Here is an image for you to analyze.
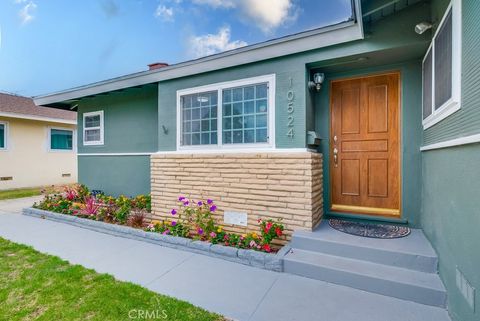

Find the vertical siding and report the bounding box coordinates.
[423,0,480,144]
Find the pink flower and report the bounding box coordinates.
[249,240,256,247]
[210,232,217,238]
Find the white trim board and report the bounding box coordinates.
[420,133,480,151]
[78,152,153,156]
[33,13,363,106]
[0,112,76,125]
[77,149,317,156]
[155,148,317,155]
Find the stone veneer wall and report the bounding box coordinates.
[150,152,323,244]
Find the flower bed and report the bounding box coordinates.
[32,185,286,257]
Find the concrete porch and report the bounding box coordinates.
[285,220,446,307]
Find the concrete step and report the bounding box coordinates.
[284,249,447,307]
[291,223,438,273]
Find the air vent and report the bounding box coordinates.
[0,176,13,181]
[456,266,475,311]
[62,173,71,177]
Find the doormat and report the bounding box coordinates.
[328,219,411,239]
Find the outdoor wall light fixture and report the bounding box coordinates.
[308,72,325,92]
[415,21,433,34]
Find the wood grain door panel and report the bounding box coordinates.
[330,73,400,218]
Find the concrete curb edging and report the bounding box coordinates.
[22,207,288,272]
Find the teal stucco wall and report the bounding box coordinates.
[157,61,307,150]
[421,144,480,321]
[314,61,423,227]
[77,85,158,153]
[76,85,158,196]
[78,155,151,197]
[420,1,480,321]
[424,0,480,145]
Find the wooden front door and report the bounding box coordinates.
[330,72,400,217]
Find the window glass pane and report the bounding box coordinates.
[423,48,433,120]
[0,124,4,148]
[434,9,452,109]
[85,115,100,128]
[51,129,73,150]
[180,91,217,146]
[85,129,100,142]
[221,82,269,145]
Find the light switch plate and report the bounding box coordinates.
[224,211,248,226]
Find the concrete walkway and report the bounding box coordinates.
[0,198,451,321]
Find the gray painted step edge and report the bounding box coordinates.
[284,249,447,307]
[291,233,438,273]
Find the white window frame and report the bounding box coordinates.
[422,0,462,129]
[0,121,8,151]
[176,74,276,151]
[48,126,76,152]
[83,110,104,146]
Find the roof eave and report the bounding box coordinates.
[34,0,364,107]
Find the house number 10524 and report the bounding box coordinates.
[286,77,295,138]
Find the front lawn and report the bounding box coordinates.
[0,238,224,321]
[0,187,43,200]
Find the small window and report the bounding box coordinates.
[83,111,104,145]
[50,128,73,151]
[0,122,7,150]
[177,74,275,149]
[422,1,461,129]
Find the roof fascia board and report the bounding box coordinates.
[0,112,77,125]
[35,1,363,106]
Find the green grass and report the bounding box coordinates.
[0,187,43,200]
[0,238,224,321]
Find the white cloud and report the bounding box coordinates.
[18,1,37,25]
[188,26,247,58]
[192,0,297,34]
[154,5,174,22]
[241,0,297,34]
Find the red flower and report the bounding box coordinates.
[265,222,273,232]
[225,242,229,246]
[263,244,271,252]
[275,227,282,237]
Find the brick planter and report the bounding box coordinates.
[22,207,289,272]
[150,151,323,244]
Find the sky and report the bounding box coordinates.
[0,0,353,97]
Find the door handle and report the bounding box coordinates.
[333,147,338,167]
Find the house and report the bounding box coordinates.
[34,0,479,320]
[0,93,77,189]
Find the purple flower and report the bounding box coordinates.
[209,205,217,212]
[171,209,177,215]
[197,228,204,235]
[183,200,189,206]
[178,196,185,201]
[197,201,203,206]
[207,199,213,204]
[171,221,177,226]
